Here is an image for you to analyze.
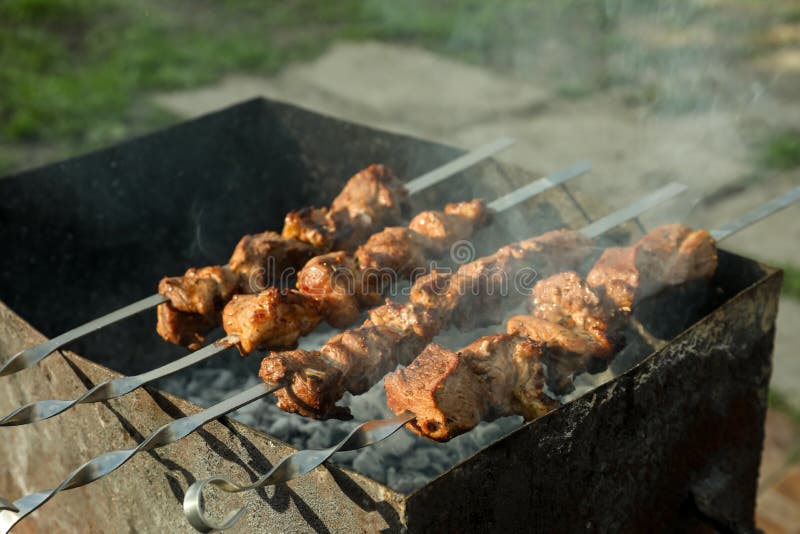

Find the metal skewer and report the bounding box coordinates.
[0,337,238,426]
[0,182,682,533]
[183,411,414,532]
[0,163,591,427]
[0,137,517,379]
[0,382,282,533]
[180,185,800,533]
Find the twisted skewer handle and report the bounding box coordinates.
[0,382,280,533]
[0,337,237,426]
[0,294,167,377]
[183,411,414,532]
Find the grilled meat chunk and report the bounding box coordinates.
[408,270,454,311]
[223,288,322,354]
[434,229,595,329]
[159,266,239,318]
[261,301,442,419]
[260,350,350,419]
[281,207,334,251]
[355,199,491,278]
[530,271,623,346]
[587,224,717,310]
[407,199,492,255]
[228,231,317,292]
[156,302,216,350]
[282,164,410,252]
[506,315,609,391]
[297,251,383,328]
[384,343,486,442]
[158,234,316,348]
[354,227,434,278]
[157,266,240,348]
[385,334,558,442]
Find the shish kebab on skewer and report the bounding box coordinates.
[385,223,718,441]
[0,164,590,426]
[257,184,685,420]
[180,187,800,534]
[0,138,515,377]
[0,185,686,533]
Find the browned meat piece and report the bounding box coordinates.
[260,350,350,419]
[223,288,322,354]
[507,315,609,359]
[318,302,442,397]
[322,325,407,395]
[260,301,442,419]
[445,229,595,329]
[354,199,491,279]
[156,302,216,350]
[407,199,492,255]
[159,266,239,318]
[530,271,623,344]
[354,227,434,278]
[367,300,444,342]
[157,266,240,348]
[636,224,717,291]
[228,231,317,293]
[385,343,486,442]
[281,207,336,251]
[328,164,409,251]
[297,251,383,328]
[408,270,454,312]
[506,315,610,391]
[587,224,717,310]
[585,246,638,311]
[283,165,410,253]
[385,334,558,442]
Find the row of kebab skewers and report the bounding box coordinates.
[1,141,797,533]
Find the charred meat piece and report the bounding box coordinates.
[530,271,623,346]
[384,343,486,442]
[408,270,455,312]
[385,334,558,442]
[228,231,317,293]
[354,227,434,279]
[506,315,610,392]
[157,235,315,348]
[442,229,595,329]
[157,266,240,348]
[159,266,239,318]
[281,207,335,251]
[407,199,492,255]
[260,301,442,419]
[283,164,410,253]
[297,251,383,328]
[328,164,410,251]
[636,224,717,291]
[587,224,717,310]
[355,199,491,278]
[585,246,639,311]
[223,288,322,354]
[260,350,351,420]
[156,302,217,350]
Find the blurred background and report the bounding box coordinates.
[2,0,799,528]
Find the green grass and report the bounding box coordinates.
[0,0,791,173]
[757,130,800,171]
[769,389,800,423]
[0,0,549,171]
[781,264,800,301]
